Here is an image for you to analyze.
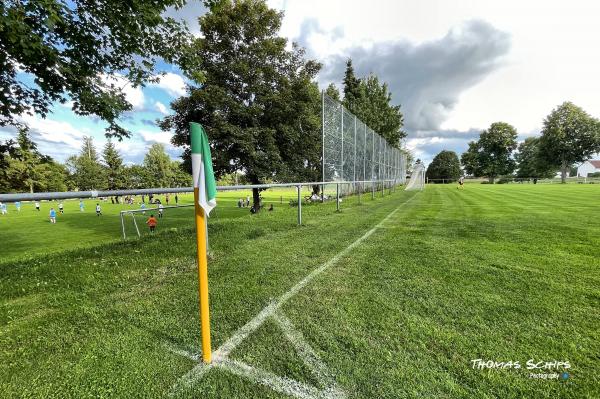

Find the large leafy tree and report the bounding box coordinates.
[143,143,174,187]
[160,0,322,209]
[538,102,600,183]
[122,165,149,190]
[426,150,461,182]
[515,137,556,179]
[461,122,518,183]
[351,74,405,147]
[101,140,124,189]
[1,0,200,138]
[66,136,106,189]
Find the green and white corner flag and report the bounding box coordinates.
[190,122,217,216]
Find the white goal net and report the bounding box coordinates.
[405,164,425,191]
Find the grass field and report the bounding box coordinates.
[0,185,348,263]
[1,184,599,398]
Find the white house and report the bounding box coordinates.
[577,160,600,177]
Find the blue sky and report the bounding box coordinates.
[2,0,600,165]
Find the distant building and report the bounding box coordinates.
[577,160,600,177]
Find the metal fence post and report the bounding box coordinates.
[297,185,302,225]
[336,183,340,212]
[120,211,126,239]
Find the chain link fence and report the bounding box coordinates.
[322,93,406,194]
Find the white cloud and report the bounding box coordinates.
[151,72,187,97]
[139,130,173,145]
[154,101,169,115]
[101,74,145,110]
[19,113,85,150]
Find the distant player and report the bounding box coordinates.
[35,201,40,211]
[158,203,164,218]
[458,176,465,189]
[0,202,7,215]
[175,194,179,206]
[146,214,157,233]
[58,202,64,214]
[79,200,85,212]
[140,202,146,215]
[96,203,102,216]
[49,208,57,224]
[15,201,21,212]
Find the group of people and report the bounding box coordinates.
[0,201,21,214]
[237,196,252,208]
[0,194,175,224]
[237,195,274,213]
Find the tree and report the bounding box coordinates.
[426,150,461,182]
[1,0,201,139]
[122,165,148,189]
[461,141,481,177]
[12,128,40,192]
[515,137,556,179]
[67,136,105,189]
[1,129,70,192]
[160,0,322,209]
[342,59,361,112]
[34,161,69,192]
[538,102,600,183]
[143,143,173,187]
[461,122,518,183]
[102,140,124,189]
[0,139,17,192]
[325,83,341,101]
[171,161,192,187]
[351,74,405,147]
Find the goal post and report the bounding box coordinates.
[405,164,425,191]
[120,204,194,239]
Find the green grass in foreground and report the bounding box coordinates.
[1,184,599,398]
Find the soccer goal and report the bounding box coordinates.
[405,164,425,191]
[120,204,194,239]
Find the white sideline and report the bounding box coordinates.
[169,193,418,396]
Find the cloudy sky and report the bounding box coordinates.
[2,0,599,165]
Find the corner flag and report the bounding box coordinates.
[190,122,217,215]
[189,122,215,363]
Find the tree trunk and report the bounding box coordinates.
[252,187,261,211]
[29,181,34,193]
[312,185,320,195]
[488,176,495,184]
[561,160,567,183]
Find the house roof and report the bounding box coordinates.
[589,160,600,169]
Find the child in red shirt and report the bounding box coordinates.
[146,214,158,233]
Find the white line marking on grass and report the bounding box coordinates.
[271,311,336,386]
[169,193,417,397]
[217,359,327,399]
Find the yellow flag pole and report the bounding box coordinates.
[193,187,212,363]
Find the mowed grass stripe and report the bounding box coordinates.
[274,185,599,398]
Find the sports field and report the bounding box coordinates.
[0,186,324,263]
[1,184,598,398]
